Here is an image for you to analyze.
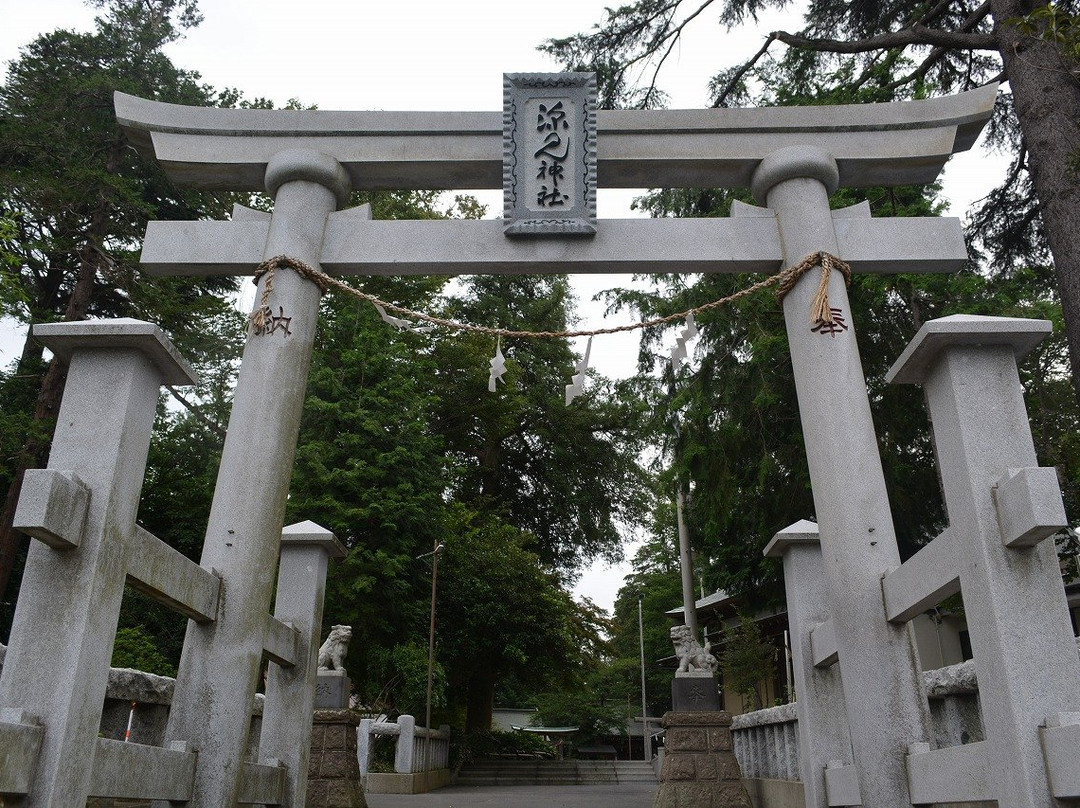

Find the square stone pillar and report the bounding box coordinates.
[0,319,196,806]
[887,314,1080,807]
[260,520,346,808]
[764,521,855,807]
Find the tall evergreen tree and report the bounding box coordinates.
[543,0,1080,409]
[0,0,242,628]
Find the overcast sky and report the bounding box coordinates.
[1,0,1008,614]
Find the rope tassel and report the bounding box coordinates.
[775,251,852,327]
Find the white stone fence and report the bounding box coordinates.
[0,321,344,807]
[732,637,1080,788]
[357,714,451,776]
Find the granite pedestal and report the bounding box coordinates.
[308,709,368,808]
[672,672,720,712]
[654,711,751,808]
[316,670,352,709]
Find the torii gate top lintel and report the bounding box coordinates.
[114,83,997,193]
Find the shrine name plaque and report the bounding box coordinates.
[503,72,597,237]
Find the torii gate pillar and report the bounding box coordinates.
[160,149,350,807]
[751,146,931,806]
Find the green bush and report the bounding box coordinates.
[111,626,176,677]
[451,728,556,769]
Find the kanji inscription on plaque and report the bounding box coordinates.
[503,72,596,236]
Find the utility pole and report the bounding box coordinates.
[638,592,651,762]
[676,487,698,637]
[419,540,444,771]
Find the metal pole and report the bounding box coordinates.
[638,593,650,762]
[676,488,698,636]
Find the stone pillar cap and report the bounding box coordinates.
[32,318,198,386]
[281,520,346,559]
[763,519,820,557]
[886,314,1052,385]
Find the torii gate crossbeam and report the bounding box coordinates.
[113,85,996,808]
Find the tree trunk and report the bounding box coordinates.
[995,0,1080,403]
[464,667,497,732]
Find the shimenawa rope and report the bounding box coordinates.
[248,251,851,338]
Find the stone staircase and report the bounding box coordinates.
[455,759,657,786]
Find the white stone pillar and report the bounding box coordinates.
[752,146,930,806]
[259,520,346,807]
[357,718,374,776]
[162,149,350,807]
[887,315,1080,807]
[395,714,416,774]
[0,320,196,807]
[764,520,854,807]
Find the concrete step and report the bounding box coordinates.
[456,759,657,786]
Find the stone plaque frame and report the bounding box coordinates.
[503,72,597,237]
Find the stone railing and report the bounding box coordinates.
[2,648,264,755]
[357,713,451,777]
[731,702,799,781]
[732,636,1080,788]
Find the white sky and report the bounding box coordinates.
[0,0,1008,614]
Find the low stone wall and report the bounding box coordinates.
[366,769,452,794]
[1,652,265,756]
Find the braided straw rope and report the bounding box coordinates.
[249,251,851,338]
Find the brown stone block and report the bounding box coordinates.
[309,750,323,778]
[321,750,354,778]
[667,727,708,752]
[324,723,348,749]
[653,784,679,808]
[707,728,733,752]
[306,778,329,807]
[310,724,326,749]
[715,781,753,807]
[327,778,368,808]
[674,782,714,808]
[662,711,733,728]
[667,753,697,780]
[693,754,718,781]
[715,753,742,781]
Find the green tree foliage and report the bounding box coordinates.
[0,0,244,631]
[111,625,177,677]
[432,274,652,573]
[606,538,684,718]
[435,505,605,731]
[720,616,774,711]
[542,0,1080,409]
[531,688,628,747]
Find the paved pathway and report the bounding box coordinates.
[366,783,658,808]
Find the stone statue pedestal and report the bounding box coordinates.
[315,670,351,709]
[653,711,751,808]
[671,670,720,712]
[307,709,367,808]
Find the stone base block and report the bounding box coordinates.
[654,711,751,808]
[308,709,368,808]
[366,768,452,794]
[315,671,352,709]
[672,673,721,712]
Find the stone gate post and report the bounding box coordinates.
[764,520,855,807]
[0,320,196,805]
[260,520,346,807]
[161,149,351,807]
[750,146,931,806]
[887,315,1080,806]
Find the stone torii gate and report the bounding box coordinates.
[116,83,994,807]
